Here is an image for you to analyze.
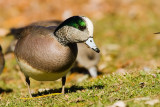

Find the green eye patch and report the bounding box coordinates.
[55,16,87,32]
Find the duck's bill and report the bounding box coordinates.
[85,37,100,53]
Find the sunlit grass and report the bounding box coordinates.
[0,69,159,106]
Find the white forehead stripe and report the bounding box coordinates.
[82,16,94,37]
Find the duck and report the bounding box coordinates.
[7,20,100,78]
[14,16,100,97]
[0,45,5,74]
[75,43,100,77]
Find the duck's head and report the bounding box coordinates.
[54,16,100,53]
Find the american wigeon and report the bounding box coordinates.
[14,16,100,97]
[0,45,5,74]
[8,20,100,78]
[75,43,100,77]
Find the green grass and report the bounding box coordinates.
[0,69,159,106]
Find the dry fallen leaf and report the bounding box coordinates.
[145,99,159,106]
[115,68,127,75]
[0,28,9,36]
[135,97,150,101]
[108,101,126,107]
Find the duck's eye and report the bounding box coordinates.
[78,26,86,31]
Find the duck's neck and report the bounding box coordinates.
[54,26,89,46]
[54,28,70,46]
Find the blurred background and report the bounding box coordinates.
[0,0,160,88]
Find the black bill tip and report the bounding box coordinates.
[92,48,100,53]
